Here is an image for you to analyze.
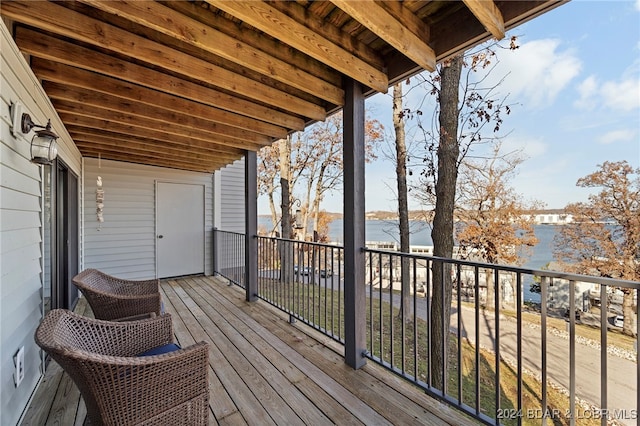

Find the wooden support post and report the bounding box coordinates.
[343,78,366,369]
[245,151,258,302]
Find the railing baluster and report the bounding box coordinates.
[426,258,432,388]
[474,265,480,416]
[516,272,523,426]
[332,246,336,338]
[637,288,639,426]
[413,257,418,381]
[600,283,608,426]
[389,254,394,368]
[401,255,406,375]
[541,276,548,426]
[569,280,576,426]
[441,260,447,396]
[456,262,462,404]
[368,251,374,354]
[379,253,384,362]
[338,246,343,341]
[324,247,328,333]
[494,268,500,422]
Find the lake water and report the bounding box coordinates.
[259,218,557,303]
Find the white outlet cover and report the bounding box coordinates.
[14,346,25,387]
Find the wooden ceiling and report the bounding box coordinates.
[2,0,564,173]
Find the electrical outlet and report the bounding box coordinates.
[14,346,25,387]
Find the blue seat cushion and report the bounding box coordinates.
[137,343,181,356]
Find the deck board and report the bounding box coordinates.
[22,275,479,426]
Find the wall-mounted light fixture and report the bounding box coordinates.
[21,113,59,165]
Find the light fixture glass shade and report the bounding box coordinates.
[30,131,58,165]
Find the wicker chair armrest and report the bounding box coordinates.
[73,342,210,425]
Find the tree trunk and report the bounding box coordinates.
[280,137,294,283]
[485,269,495,309]
[268,192,278,236]
[312,164,327,241]
[622,289,636,336]
[393,82,413,321]
[430,56,463,391]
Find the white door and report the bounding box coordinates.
[157,182,204,278]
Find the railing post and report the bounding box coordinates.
[343,77,366,369]
[212,227,218,276]
[245,151,258,302]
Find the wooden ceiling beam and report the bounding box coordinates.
[206,0,389,93]
[31,58,288,139]
[267,1,384,71]
[15,28,304,131]
[78,146,224,173]
[53,100,267,152]
[68,128,242,162]
[164,1,342,88]
[64,119,244,157]
[73,135,231,163]
[78,0,344,106]
[329,0,436,72]
[2,1,326,121]
[44,82,272,146]
[462,0,505,40]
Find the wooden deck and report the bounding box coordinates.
[21,275,478,425]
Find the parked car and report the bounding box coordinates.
[319,269,332,278]
[614,315,624,328]
[294,265,312,275]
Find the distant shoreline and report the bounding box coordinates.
[259,208,570,223]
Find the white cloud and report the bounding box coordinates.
[636,0,640,11]
[493,39,582,109]
[574,75,598,110]
[574,73,640,112]
[598,128,638,144]
[601,77,640,111]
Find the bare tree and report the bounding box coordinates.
[392,82,413,321]
[409,40,518,390]
[429,55,463,390]
[294,112,383,239]
[455,141,540,308]
[257,143,281,234]
[554,161,640,336]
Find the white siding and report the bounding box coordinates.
[218,157,246,233]
[0,22,81,426]
[213,157,247,278]
[83,158,214,279]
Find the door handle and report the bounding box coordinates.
[158,235,164,239]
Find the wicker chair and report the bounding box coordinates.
[72,269,162,320]
[35,309,209,426]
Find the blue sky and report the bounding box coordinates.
[259,0,640,215]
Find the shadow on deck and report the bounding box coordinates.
[21,275,478,425]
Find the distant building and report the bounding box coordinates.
[525,209,574,225]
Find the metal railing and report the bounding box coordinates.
[256,235,345,343]
[213,229,246,288]
[213,229,640,426]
